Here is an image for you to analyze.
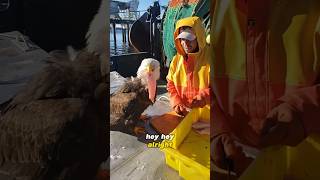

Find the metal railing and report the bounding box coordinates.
[110,10,145,21]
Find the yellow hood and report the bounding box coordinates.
[174,16,207,56]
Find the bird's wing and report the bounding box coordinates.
[6,59,73,111]
[6,50,101,112]
[110,92,135,126]
[110,78,146,124]
[0,162,44,180]
[0,99,83,175]
[115,78,143,94]
[110,85,152,134]
[0,97,106,180]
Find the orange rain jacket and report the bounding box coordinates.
[211,0,320,147]
[166,16,211,108]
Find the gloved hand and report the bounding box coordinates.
[173,104,189,116]
[211,133,253,176]
[260,103,306,147]
[191,94,207,108]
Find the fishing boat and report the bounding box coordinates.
[111,0,210,78]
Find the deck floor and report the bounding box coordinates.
[110,131,181,180]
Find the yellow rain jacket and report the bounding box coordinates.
[211,0,320,146]
[166,16,211,108]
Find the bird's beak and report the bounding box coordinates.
[146,70,157,103]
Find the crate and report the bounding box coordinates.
[165,105,210,149]
[161,106,210,180]
[240,134,320,180]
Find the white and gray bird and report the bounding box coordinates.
[110,58,160,135]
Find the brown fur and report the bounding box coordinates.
[110,78,152,135]
[0,50,107,180]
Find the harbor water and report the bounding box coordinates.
[110,28,135,56]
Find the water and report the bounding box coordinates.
[110,28,135,56]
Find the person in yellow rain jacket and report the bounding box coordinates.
[210,0,320,177]
[166,16,211,119]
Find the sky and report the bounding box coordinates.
[138,0,170,11]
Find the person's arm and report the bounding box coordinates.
[278,84,320,135]
[201,88,211,104]
[191,60,211,108]
[211,90,253,176]
[191,88,211,108]
[167,79,183,108]
[284,26,320,135]
[166,56,183,108]
[259,84,320,148]
[261,32,320,147]
[282,32,320,135]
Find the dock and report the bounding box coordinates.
[110,8,142,50]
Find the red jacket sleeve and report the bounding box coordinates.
[166,79,183,108]
[279,84,320,135]
[279,32,320,135]
[199,88,211,105]
[166,56,184,108]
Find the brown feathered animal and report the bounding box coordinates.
[0,0,108,179]
[110,58,160,135]
[0,50,107,180]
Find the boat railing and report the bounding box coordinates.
[110,52,152,78]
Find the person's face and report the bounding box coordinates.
[180,38,198,53]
